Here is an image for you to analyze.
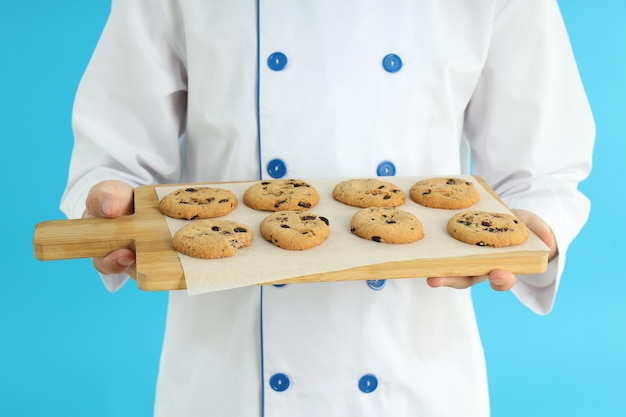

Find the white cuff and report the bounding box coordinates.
[511,253,562,315]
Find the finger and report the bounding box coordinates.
[92,248,137,279]
[426,275,488,289]
[488,269,516,291]
[85,180,134,218]
[526,220,558,260]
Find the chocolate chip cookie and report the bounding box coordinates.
[410,177,480,209]
[447,211,528,247]
[332,179,406,208]
[350,207,424,244]
[159,187,238,220]
[172,219,254,259]
[260,211,330,250]
[243,179,320,211]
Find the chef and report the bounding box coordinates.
[61,0,595,416]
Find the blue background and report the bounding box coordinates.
[1,1,624,416]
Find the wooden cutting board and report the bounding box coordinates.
[33,177,549,292]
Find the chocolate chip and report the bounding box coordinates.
[211,226,221,231]
[319,216,329,226]
[371,236,383,242]
[487,227,510,233]
[298,201,312,208]
[446,179,457,185]
[185,188,198,192]
[234,227,248,233]
[301,215,316,221]
[280,224,290,229]
[218,198,229,203]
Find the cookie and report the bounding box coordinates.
[446,211,528,248]
[409,177,480,209]
[159,187,238,220]
[172,219,254,259]
[260,211,330,250]
[243,179,320,211]
[350,207,424,244]
[332,179,406,208]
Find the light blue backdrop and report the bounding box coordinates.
[1,1,624,416]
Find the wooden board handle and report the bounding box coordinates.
[33,216,137,261]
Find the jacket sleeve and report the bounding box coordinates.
[464,0,595,314]
[60,0,187,291]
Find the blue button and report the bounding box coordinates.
[382,54,402,73]
[376,161,396,176]
[359,374,378,393]
[367,280,386,290]
[269,373,290,392]
[267,158,287,178]
[268,52,288,71]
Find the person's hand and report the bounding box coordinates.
[83,180,137,279]
[426,208,558,291]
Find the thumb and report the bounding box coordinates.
[85,180,134,219]
[512,208,558,261]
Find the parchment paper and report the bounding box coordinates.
[155,176,548,295]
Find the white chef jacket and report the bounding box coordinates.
[60,0,595,416]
